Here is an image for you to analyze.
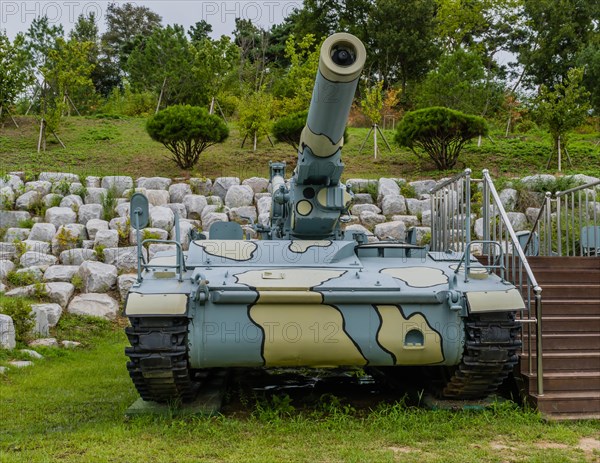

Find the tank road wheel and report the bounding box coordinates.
[442,312,521,399]
[125,317,199,403]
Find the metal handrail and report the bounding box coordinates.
[530,179,600,257]
[481,169,543,395]
[430,169,472,253]
[431,169,544,395]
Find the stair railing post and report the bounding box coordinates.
[534,286,544,396]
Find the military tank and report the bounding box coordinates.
[124,33,523,403]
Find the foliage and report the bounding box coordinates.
[71,274,84,291]
[0,296,34,343]
[0,32,33,112]
[127,25,200,108]
[361,81,384,125]
[395,107,488,170]
[192,36,239,104]
[6,270,36,288]
[53,227,80,254]
[100,86,156,117]
[100,185,119,221]
[577,40,600,114]
[100,2,162,92]
[511,0,598,89]
[367,0,439,95]
[273,34,320,114]
[23,15,64,71]
[237,92,274,147]
[272,110,307,150]
[416,48,504,116]
[41,37,95,132]
[534,68,591,158]
[146,105,229,169]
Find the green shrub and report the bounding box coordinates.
[72,184,88,201]
[27,195,47,217]
[6,270,36,287]
[71,274,83,291]
[0,296,34,343]
[101,185,118,221]
[93,244,105,262]
[32,282,47,301]
[272,110,307,151]
[53,179,71,196]
[146,105,229,170]
[18,218,35,228]
[395,107,488,170]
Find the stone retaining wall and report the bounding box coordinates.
[1,171,599,350]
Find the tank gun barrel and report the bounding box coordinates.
[268,33,366,240]
[296,33,366,185]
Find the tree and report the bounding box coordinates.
[416,48,503,116]
[534,67,591,169]
[192,35,239,105]
[69,13,101,110]
[23,16,64,72]
[146,105,229,170]
[0,32,33,116]
[238,91,274,150]
[188,20,213,43]
[100,2,162,91]
[367,0,439,96]
[273,34,320,113]
[41,37,94,139]
[577,41,600,114]
[361,81,384,125]
[395,107,488,170]
[511,0,597,89]
[233,19,271,91]
[127,25,198,108]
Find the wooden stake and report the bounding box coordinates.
[156,77,167,114]
[66,92,81,116]
[37,118,45,153]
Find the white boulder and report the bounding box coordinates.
[78,261,118,293]
[28,223,56,242]
[168,183,192,203]
[45,207,77,227]
[68,293,119,320]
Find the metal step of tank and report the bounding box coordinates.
[519,256,600,420]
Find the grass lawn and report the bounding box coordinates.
[0,317,599,463]
[0,115,598,181]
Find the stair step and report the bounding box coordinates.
[523,333,600,351]
[524,371,600,392]
[530,390,600,415]
[541,316,600,332]
[530,269,600,284]
[520,352,600,372]
[527,256,600,270]
[539,284,600,299]
[536,300,600,316]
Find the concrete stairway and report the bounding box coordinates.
[520,257,600,420]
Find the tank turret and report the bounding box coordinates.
[270,33,366,240]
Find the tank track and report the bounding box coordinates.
[442,312,521,399]
[125,317,199,403]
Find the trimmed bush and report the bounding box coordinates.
[272,110,308,151]
[395,107,487,170]
[146,104,229,170]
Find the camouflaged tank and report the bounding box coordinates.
[124,33,523,403]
